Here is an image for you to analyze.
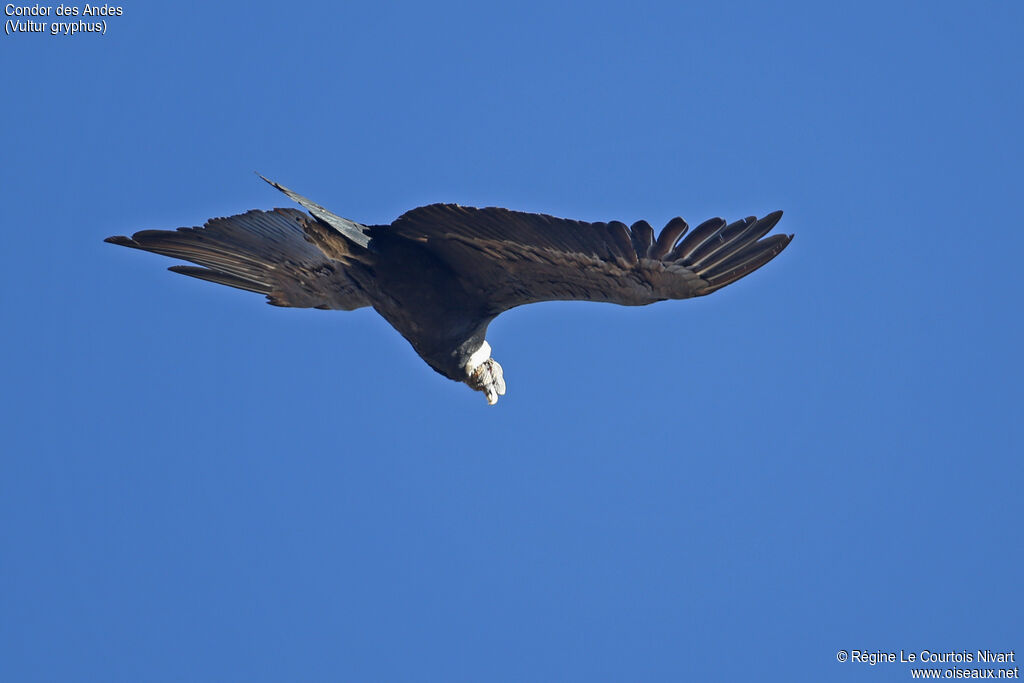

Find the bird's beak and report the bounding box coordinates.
[470,358,506,406]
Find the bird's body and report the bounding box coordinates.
[106,178,792,404]
[355,227,494,381]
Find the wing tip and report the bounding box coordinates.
[104,235,135,247]
[688,211,792,294]
[256,172,282,191]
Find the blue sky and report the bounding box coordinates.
[2,1,1021,681]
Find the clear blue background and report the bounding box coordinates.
[3,2,1021,681]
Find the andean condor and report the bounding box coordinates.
[106,177,793,405]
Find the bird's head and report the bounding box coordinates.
[464,341,506,406]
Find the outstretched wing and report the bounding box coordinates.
[106,208,370,310]
[387,204,791,313]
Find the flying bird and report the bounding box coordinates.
[106,177,793,405]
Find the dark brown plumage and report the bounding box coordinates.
[105,178,793,404]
